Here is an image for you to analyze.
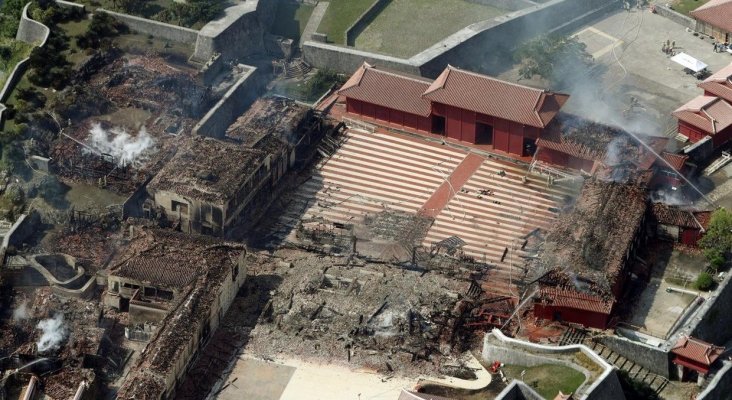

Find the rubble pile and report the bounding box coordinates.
[244,250,476,377]
[49,54,204,194]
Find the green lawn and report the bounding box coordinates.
[672,0,711,15]
[354,0,505,57]
[271,0,315,43]
[0,39,33,91]
[316,0,375,44]
[503,364,586,399]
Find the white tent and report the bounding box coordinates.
[671,52,708,72]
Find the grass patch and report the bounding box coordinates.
[58,19,92,67]
[672,0,711,15]
[0,39,33,90]
[354,0,505,57]
[317,0,375,44]
[503,364,586,399]
[271,0,315,42]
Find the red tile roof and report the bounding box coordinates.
[423,66,569,128]
[338,63,432,117]
[699,62,732,103]
[673,95,732,134]
[651,203,708,230]
[659,151,689,171]
[671,336,724,366]
[691,0,732,35]
[536,287,614,314]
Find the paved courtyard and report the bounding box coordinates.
[499,8,732,139]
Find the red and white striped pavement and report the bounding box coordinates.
[276,128,578,296]
[421,156,578,292]
[293,129,466,224]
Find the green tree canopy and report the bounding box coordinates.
[514,34,593,89]
[699,208,732,270]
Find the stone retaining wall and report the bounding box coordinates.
[344,0,390,46]
[303,0,619,78]
[654,5,696,30]
[97,8,199,44]
[0,2,50,125]
[698,361,732,400]
[484,329,626,400]
[15,2,51,44]
[302,41,419,75]
[191,0,276,63]
[598,335,671,378]
[193,65,264,138]
[689,272,732,344]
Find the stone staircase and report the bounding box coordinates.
[284,58,312,78]
[584,339,669,395]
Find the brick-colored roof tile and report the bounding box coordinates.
[672,336,724,366]
[691,0,732,34]
[423,66,569,128]
[338,63,432,117]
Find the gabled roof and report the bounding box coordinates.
[398,390,455,400]
[658,151,689,171]
[536,287,614,314]
[423,65,569,128]
[338,62,433,117]
[699,62,732,103]
[673,95,732,134]
[651,203,708,230]
[691,0,732,34]
[672,336,724,366]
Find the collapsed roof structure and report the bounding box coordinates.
[110,227,247,400]
[531,179,648,329]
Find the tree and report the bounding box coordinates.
[699,208,732,270]
[514,34,592,89]
[695,272,714,291]
[0,0,27,38]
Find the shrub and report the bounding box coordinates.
[695,272,714,291]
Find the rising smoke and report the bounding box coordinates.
[36,314,68,353]
[87,123,156,166]
[12,300,29,322]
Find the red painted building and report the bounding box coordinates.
[675,63,732,149]
[533,288,613,330]
[671,336,724,381]
[651,203,711,246]
[673,95,732,148]
[338,63,569,157]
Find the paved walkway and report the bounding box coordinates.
[300,1,328,47]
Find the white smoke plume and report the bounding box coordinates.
[12,300,29,322]
[86,123,155,166]
[36,314,68,353]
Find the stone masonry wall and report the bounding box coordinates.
[466,0,537,12]
[598,335,671,378]
[654,4,696,30]
[191,0,276,63]
[97,9,199,44]
[416,0,620,77]
[1,3,50,124]
[193,65,264,138]
[302,0,619,78]
[690,273,732,344]
[302,41,419,75]
[15,2,51,44]
[698,361,732,400]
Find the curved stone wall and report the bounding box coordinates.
[485,329,626,400]
[15,2,51,45]
[0,2,50,124]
